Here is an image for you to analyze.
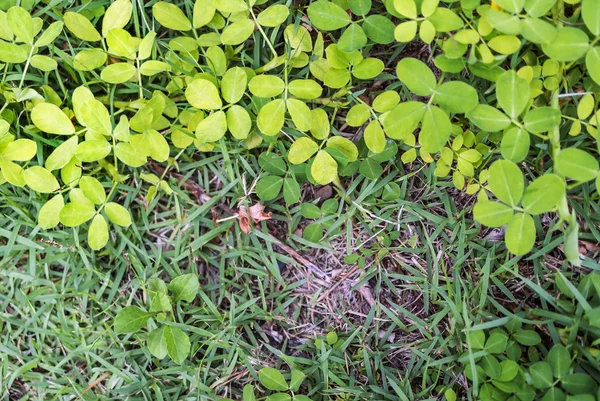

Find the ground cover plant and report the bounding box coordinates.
[1,0,600,399]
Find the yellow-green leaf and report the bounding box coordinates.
[31,103,75,135]
[89,214,109,250]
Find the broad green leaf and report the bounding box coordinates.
[352,58,384,79]
[494,0,525,13]
[426,8,464,32]
[73,49,107,71]
[115,143,146,167]
[473,201,514,227]
[289,369,306,392]
[498,359,520,381]
[363,15,395,44]
[35,20,62,46]
[311,108,330,140]
[24,166,59,193]
[488,35,521,54]
[283,178,301,205]
[540,388,565,401]
[286,99,312,131]
[505,213,536,255]
[153,2,192,31]
[501,127,530,162]
[221,19,254,45]
[82,100,112,136]
[520,18,557,44]
[497,70,530,119]
[521,174,565,215]
[114,306,151,334]
[0,139,37,161]
[454,29,481,44]
[525,0,556,18]
[148,327,168,359]
[542,27,589,62]
[586,47,600,86]
[75,139,111,162]
[168,273,199,302]
[79,176,106,204]
[257,4,289,27]
[7,6,33,44]
[185,79,222,110]
[311,150,338,184]
[31,103,75,135]
[139,60,171,76]
[256,176,283,201]
[59,202,95,226]
[106,28,135,58]
[138,31,156,60]
[105,202,132,227]
[30,55,57,71]
[288,79,322,100]
[420,106,451,154]
[64,12,101,42]
[145,130,169,162]
[327,136,358,161]
[485,332,508,354]
[102,0,132,37]
[523,107,561,133]
[513,329,541,345]
[164,326,190,364]
[556,148,599,182]
[382,101,426,139]
[393,0,417,19]
[257,99,286,136]
[582,0,600,36]
[364,120,385,153]
[466,104,511,132]
[338,24,367,52]
[349,0,371,15]
[213,0,247,13]
[485,10,521,35]
[258,368,288,391]
[149,278,171,312]
[488,159,524,206]
[419,19,436,43]
[101,62,137,84]
[435,81,478,114]
[193,0,216,28]
[221,67,247,104]
[249,75,285,98]
[346,104,370,127]
[529,362,553,389]
[88,214,108,250]
[561,373,599,395]
[396,58,436,96]
[226,105,251,139]
[38,194,64,229]
[547,344,570,379]
[0,160,25,186]
[0,41,28,63]
[307,0,352,31]
[195,111,227,143]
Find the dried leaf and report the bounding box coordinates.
[249,202,272,223]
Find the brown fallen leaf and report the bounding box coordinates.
[249,202,272,223]
[238,205,251,234]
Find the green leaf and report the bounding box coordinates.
[488,35,521,54]
[513,329,541,345]
[289,370,306,392]
[364,120,385,153]
[525,0,556,18]
[586,47,600,86]
[498,360,519,381]
[35,20,64,47]
[496,70,530,119]
[505,213,536,255]
[266,393,290,401]
[542,27,589,62]
[426,8,464,32]
[540,388,566,401]
[88,214,109,250]
[221,19,254,45]
[104,202,132,227]
[139,60,170,76]
[488,160,524,206]
[420,106,451,154]
[23,166,60,193]
[373,91,400,113]
[393,0,417,19]
[485,332,508,354]
[307,0,352,31]
[312,150,338,184]
[164,325,191,364]
[352,58,384,79]
[73,49,107,71]
[79,176,105,204]
[582,0,600,36]
[289,137,319,164]
[7,6,33,45]
[148,327,168,359]
[547,344,570,379]
[523,107,561,134]
[529,362,553,389]
[466,105,511,132]
[473,201,514,227]
[258,368,288,391]
[346,104,371,127]
[382,101,426,139]
[485,10,521,35]
[257,99,286,136]
[359,158,383,179]
[75,139,111,162]
[288,79,322,100]
[38,194,64,229]
[363,15,395,44]
[114,306,150,334]
[338,24,367,52]
[221,67,247,104]
[145,130,169,162]
[326,136,358,161]
[153,1,192,31]
[283,178,301,205]
[257,4,289,27]
[434,81,478,114]
[396,58,436,96]
[64,12,102,42]
[0,40,27,63]
[193,0,215,28]
[31,103,75,135]
[59,202,95,227]
[562,373,598,395]
[501,127,530,162]
[0,160,25,186]
[82,99,112,136]
[556,148,599,182]
[249,75,285,98]
[195,111,227,143]
[101,62,137,84]
[256,176,284,201]
[30,55,57,72]
[467,329,485,349]
[287,99,312,132]
[521,18,557,44]
[102,0,132,37]
[494,0,525,13]
[115,143,146,167]
[185,79,222,110]
[168,273,200,302]
[0,139,37,161]
[521,174,565,215]
[227,105,251,139]
[138,31,156,60]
